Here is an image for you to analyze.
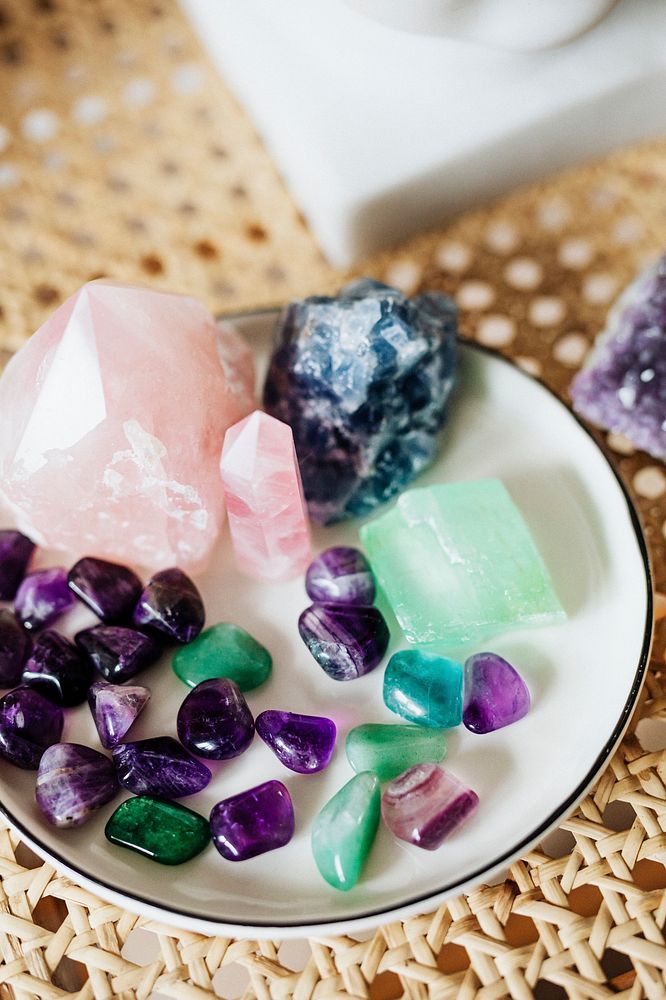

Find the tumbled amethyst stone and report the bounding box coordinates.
[15,567,76,632]
[0,686,63,769]
[88,679,150,748]
[0,610,31,687]
[36,743,118,828]
[112,736,211,798]
[22,630,94,706]
[76,625,161,683]
[68,557,143,623]
[305,547,375,606]
[210,779,295,861]
[462,652,530,734]
[0,530,35,600]
[133,568,204,644]
[256,710,336,773]
[177,678,254,759]
[298,603,390,681]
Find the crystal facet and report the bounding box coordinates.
[311,771,380,891]
[384,650,463,728]
[0,610,31,687]
[112,736,211,798]
[133,568,204,644]
[0,282,255,572]
[172,622,271,691]
[0,530,35,599]
[361,479,565,645]
[68,557,142,624]
[15,567,75,631]
[76,624,161,683]
[0,685,63,769]
[22,630,94,706]
[177,677,254,759]
[462,652,531,734]
[256,710,336,773]
[346,723,447,781]
[263,280,458,523]
[210,780,295,861]
[381,764,479,849]
[305,547,375,606]
[105,794,210,864]
[298,603,389,681]
[88,679,150,748]
[35,742,118,828]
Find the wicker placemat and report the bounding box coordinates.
[2,1,666,997]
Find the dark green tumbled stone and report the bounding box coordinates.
[104,794,210,864]
[172,622,272,692]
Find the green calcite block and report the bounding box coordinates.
[346,723,447,781]
[360,479,565,646]
[311,772,380,891]
[172,622,272,691]
[105,795,210,865]
[384,649,463,728]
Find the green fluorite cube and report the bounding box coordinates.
[346,724,447,781]
[172,622,272,691]
[360,479,564,646]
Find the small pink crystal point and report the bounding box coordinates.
[0,282,255,573]
[220,410,312,582]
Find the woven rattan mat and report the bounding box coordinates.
[2,1,666,997]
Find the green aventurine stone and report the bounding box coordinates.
[360,479,565,646]
[346,723,447,781]
[105,795,210,864]
[172,622,272,692]
[311,772,380,891]
[384,649,463,728]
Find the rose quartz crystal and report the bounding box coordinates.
[220,410,312,582]
[0,281,255,573]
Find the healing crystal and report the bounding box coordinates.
[15,567,75,631]
[220,410,312,582]
[177,677,254,759]
[0,610,31,687]
[112,736,211,798]
[76,624,161,683]
[35,742,118,828]
[105,794,210,864]
[346,723,447,782]
[22,630,94,706]
[311,771,380,891]
[88,679,150,748]
[256,710,336,773]
[263,279,458,523]
[305,547,375,606]
[0,282,255,573]
[298,603,389,681]
[0,530,35,600]
[0,685,63,769]
[68,557,142,623]
[133,568,204,643]
[172,622,272,691]
[384,650,463,728]
[462,651,530,734]
[361,479,565,645]
[571,253,666,459]
[210,780,295,861]
[381,764,479,850]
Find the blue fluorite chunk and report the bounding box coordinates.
[263,279,458,523]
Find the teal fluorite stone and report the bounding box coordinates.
[311,772,380,891]
[346,723,447,781]
[172,623,272,692]
[384,650,463,728]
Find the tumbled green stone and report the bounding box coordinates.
[172,622,272,692]
[346,723,447,781]
[311,772,380,891]
[105,795,210,864]
[384,649,463,728]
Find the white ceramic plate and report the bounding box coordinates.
[0,310,651,938]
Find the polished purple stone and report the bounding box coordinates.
[462,652,531,734]
[177,678,254,759]
[210,779,295,861]
[381,763,479,850]
[68,557,143,623]
[35,743,118,827]
[133,568,204,644]
[305,547,375,606]
[0,686,64,769]
[298,603,389,681]
[75,625,161,683]
[15,567,76,632]
[88,679,150,748]
[0,610,31,687]
[256,710,336,773]
[0,530,35,600]
[22,631,94,706]
[112,735,211,798]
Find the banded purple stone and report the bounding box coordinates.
[298,603,389,681]
[0,686,64,769]
[0,610,31,687]
[210,779,295,861]
[256,710,336,773]
[0,530,35,600]
[462,652,530,734]
[88,679,150,748]
[133,568,204,644]
[305,547,375,606]
[22,630,94,706]
[112,736,211,798]
[76,625,162,683]
[381,763,479,850]
[68,556,143,623]
[36,743,118,827]
[15,567,76,631]
[177,678,254,759]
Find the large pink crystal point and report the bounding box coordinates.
[220,410,312,582]
[0,282,255,573]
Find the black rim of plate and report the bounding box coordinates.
[0,323,653,932]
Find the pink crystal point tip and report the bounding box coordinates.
[0,281,256,574]
[220,410,312,582]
